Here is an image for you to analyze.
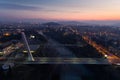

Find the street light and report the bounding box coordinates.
[104,54,108,58]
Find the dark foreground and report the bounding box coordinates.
[0,64,120,80]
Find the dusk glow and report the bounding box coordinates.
[0,0,120,21]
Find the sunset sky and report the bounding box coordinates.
[0,0,120,21]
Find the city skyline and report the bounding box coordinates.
[0,0,120,21]
[0,1,120,79]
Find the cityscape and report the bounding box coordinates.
[0,22,120,80]
[0,0,120,80]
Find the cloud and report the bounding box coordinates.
[0,3,42,10]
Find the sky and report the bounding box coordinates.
[0,0,120,22]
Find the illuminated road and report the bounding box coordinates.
[0,42,24,61]
[82,36,120,64]
[0,42,24,69]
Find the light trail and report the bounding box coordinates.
[82,36,120,64]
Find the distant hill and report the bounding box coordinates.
[60,21,86,25]
[112,23,120,27]
[59,21,120,27]
[42,22,61,26]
